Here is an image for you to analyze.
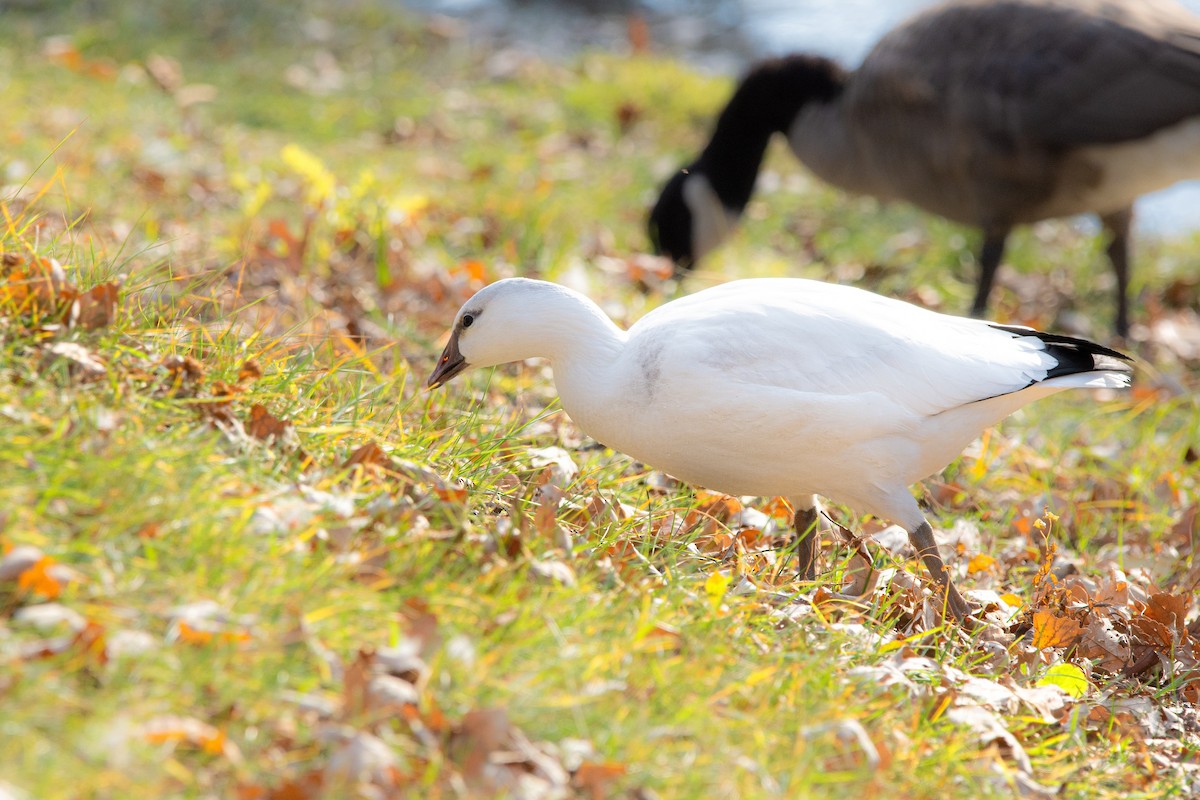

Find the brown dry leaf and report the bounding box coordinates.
[161,354,205,395]
[341,648,375,721]
[1145,592,1189,633]
[574,761,627,800]
[247,403,291,441]
[533,483,565,538]
[401,598,441,659]
[455,707,571,796]
[237,359,264,384]
[1031,610,1084,649]
[75,281,120,329]
[1130,617,1174,650]
[342,441,396,473]
[237,771,324,800]
[1079,616,1132,671]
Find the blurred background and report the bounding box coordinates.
[406,0,1200,237]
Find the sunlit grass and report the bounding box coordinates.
[0,1,1197,797]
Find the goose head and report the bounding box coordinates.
[647,166,737,269]
[648,53,847,272]
[426,278,622,389]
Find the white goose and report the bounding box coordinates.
[427,277,1132,620]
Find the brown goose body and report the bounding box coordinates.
[648,0,1200,335]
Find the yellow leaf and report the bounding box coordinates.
[1000,593,1023,608]
[705,571,731,612]
[967,553,996,574]
[1037,663,1089,698]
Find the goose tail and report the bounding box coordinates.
[989,323,1134,388]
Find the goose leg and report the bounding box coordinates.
[908,519,971,621]
[1099,206,1133,338]
[970,229,1010,319]
[793,505,820,581]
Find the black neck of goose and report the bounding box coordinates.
[694,54,847,213]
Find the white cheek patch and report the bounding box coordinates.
[682,173,740,262]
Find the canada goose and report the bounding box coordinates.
[647,0,1200,336]
[428,276,1132,620]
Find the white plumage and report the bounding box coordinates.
[428,277,1132,619]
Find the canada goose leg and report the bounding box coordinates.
[970,229,1010,318]
[1100,206,1133,338]
[793,505,820,581]
[908,520,971,621]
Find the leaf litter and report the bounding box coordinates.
[1,9,1198,798]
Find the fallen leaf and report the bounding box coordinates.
[705,571,731,612]
[141,715,238,759]
[41,342,106,382]
[16,555,64,599]
[1031,610,1083,649]
[247,403,292,441]
[237,359,263,383]
[74,281,120,329]
[967,553,996,575]
[1036,663,1089,698]
[574,761,627,799]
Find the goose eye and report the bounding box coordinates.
[462,313,475,329]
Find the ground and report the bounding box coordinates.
[1,2,1198,798]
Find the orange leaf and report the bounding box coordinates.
[17,556,63,599]
[178,621,215,645]
[1031,610,1083,649]
[760,496,794,522]
[142,715,227,755]
[457,259,488,283]
[343,441,395,472]
[966,553,996,575]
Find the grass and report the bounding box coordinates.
[1,2,1198,798]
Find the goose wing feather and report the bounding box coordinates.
[628,279,1120,419]
[857,0,1200,147]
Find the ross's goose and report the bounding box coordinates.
[428,277,1133,620]
[647,0,1200,336]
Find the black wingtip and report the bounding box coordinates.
[989,324,1134,379]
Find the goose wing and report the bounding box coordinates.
[632,279,1128,420]
[859,0,1200,147]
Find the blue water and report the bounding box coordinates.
[406,0,1200,236]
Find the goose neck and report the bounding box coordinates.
[698,54,847,212]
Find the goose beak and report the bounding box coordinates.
[427,332,468,389]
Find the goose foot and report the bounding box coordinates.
[909,519,973,622]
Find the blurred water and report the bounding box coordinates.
[406,0,1200,236]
